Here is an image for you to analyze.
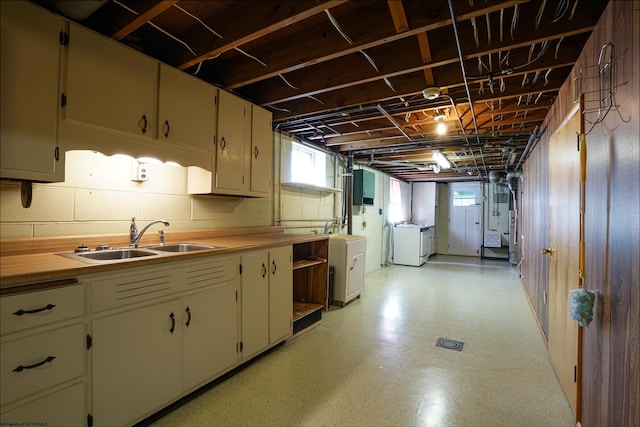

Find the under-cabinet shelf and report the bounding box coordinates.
[280,182,342,194]
[292,257,327,270]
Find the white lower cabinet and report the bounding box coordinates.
[241,246,292,360]
[182,283,238,391]
[0,282,87,425]
[92,299,183,427]
[90,256,240,426]
[0,382,86,426]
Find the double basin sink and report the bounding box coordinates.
[58,243,223,264]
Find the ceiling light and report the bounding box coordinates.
[422,87,441,100]
[434,111,447,135]
[432,150,450,169]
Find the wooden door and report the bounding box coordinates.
[547,105,581,416]
[448,182,482,256]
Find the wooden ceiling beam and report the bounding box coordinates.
[387,0,409,33]
[111,1,178,41]
[217,1,527,89]
[177,1,347,70]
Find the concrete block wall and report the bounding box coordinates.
[0,150,272,238]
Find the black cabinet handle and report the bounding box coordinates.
[141,114,148,134]
[271,260,277,275]
[185,306,191,327]
[13,356,56,372]
[163,120,171,138]
[254,146,259,158]
[169,312,175,334]
[13,304,56,316]
[261,263,267,278]
[220,137,226,150]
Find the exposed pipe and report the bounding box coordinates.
[347,153,354,235]
[443,94,481,176]
[447,0,488,179]
[376,104,412,141]
[514,125,539,171]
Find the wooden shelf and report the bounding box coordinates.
[280,182,342,194]
[293,257,327,270]
[293,302,324,321]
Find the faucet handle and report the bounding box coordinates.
[158,230,165,245]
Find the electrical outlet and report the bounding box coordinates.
[132,161,149,182]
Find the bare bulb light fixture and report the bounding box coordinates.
[434,112,447,135]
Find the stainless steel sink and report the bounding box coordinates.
[146,243,221,252]
[57,243,223,264]
[57,248,160,264]
[78,248,159,260]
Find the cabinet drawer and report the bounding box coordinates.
[1,285,84,335]
[0,382,85,426]
[1,323,85,406]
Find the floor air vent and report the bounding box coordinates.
[436,337,464,352]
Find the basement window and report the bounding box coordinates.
[290,141,326,187]
[452,190,476,206]
[388,177,403,222]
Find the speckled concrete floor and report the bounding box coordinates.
[151,256,574,427]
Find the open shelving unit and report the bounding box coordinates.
[291,238,329,334]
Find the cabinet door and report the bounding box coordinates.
[0,1,63,181]
[250,105,273,195]
[65,23,157,137]
[346,252,365,302]
[182,282,238,391]
[269,246,293,344]
[92,299,181,427]
[216,90,250,192]
[158,64,217,151]
[241,251,269,359]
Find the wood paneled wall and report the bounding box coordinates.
[521,136,549,337]
[521,1,639,426]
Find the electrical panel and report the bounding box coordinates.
[353,169,375,205]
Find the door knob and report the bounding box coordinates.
[541,248,554,255]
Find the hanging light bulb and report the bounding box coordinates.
[434,111,447,135]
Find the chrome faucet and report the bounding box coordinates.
[129,217,170,247]
[323,219,340,235]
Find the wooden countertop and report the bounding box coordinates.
[0,227,328,292]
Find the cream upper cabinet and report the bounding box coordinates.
[250,105,273,195]
[0,1,64,182]
[65,23,157,138]
[158,64,218,151]
[215,90,251,193]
